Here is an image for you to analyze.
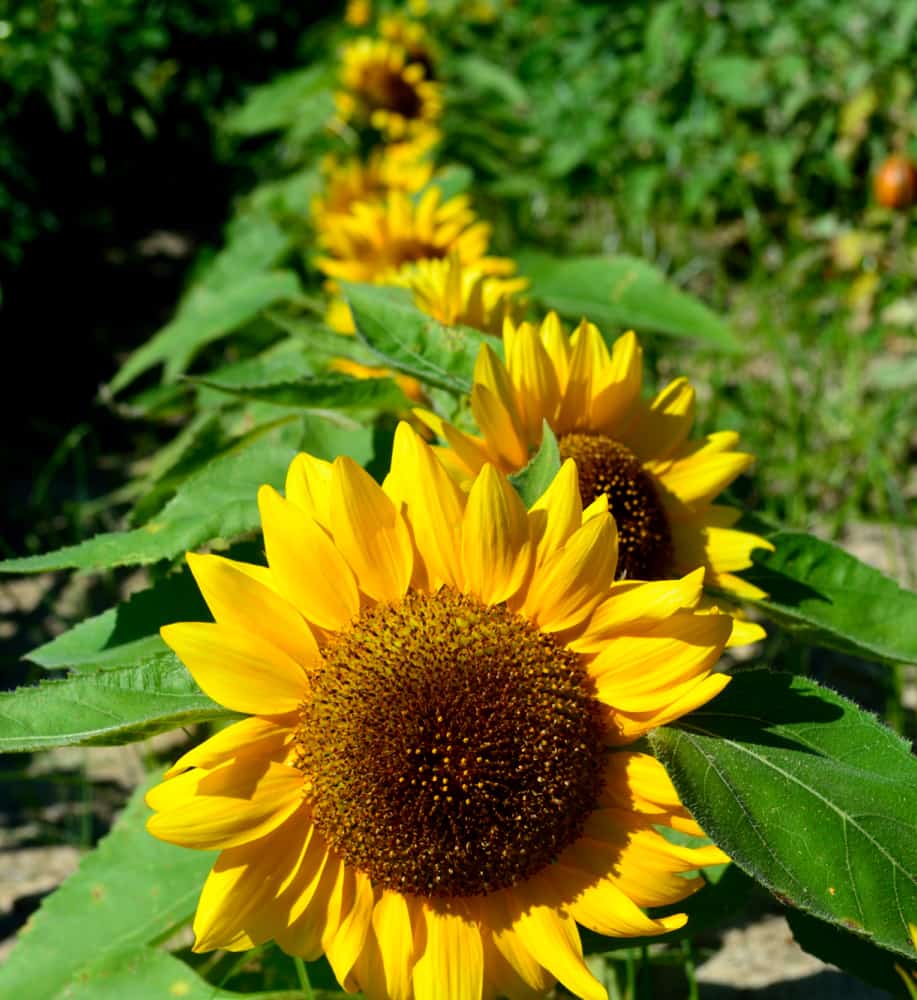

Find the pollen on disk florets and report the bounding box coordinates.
[295,588,606,899]
[559,432,674,581]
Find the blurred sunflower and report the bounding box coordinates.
[417,313,773,602]
[392,255,529,334]
[379,13,435,78]
[148,421,732,1000]
[316,188,508,285]
[336,37,441,141]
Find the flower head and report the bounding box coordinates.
[316,188,511,285]
[392,255,529,334]
[336,37,441,141]
[148,422,732,999]
[417,313,773,601]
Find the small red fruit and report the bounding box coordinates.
[873,154,917,209]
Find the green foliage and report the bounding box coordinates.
[650,672,917,959]
[0,652,233,752]
[741,530,917,666]
[0,782,213,996]
[346,282,501,393]
[519,253,743,350]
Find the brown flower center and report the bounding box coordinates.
[296,588,606,898]
[362,65,423,119]
[559,432,674,581]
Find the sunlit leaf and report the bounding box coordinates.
[517,253,742,351]
[508,423,561,507]
[650,671,917,959]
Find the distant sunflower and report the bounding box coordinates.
[148,421,732,1000]
[379,13,435,78]
[393,255,529,334]
[336,37,441,141]
[417,313,773,602]
[316,188,509,286]
[312,134,438,228]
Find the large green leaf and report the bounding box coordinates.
[62,948,304,1000]
[0,782,214,998]
[739,530,917,666]
[787,909,915,997]
[0,652,233,751]
[517,253,742,352]
[649,671,917,960]
[110,270,301,393]
[0,419,304,573]
[192,372,408,412]
[346,282,500,394]
[28,566,208,673]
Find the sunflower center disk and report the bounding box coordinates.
[296,589,606,898]
[558,432,674,581]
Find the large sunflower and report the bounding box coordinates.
[417,313,772,601]
[148,421,731,1000]
[336,37,441,141]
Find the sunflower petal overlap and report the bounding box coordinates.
[148,422,736,1000]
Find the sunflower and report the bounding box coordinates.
[392,255,529,335]
[416,313,773,603]
[316,188,510,286]
[148,421,732,1000]
[312,135,438,230]
[336,37,441,141]
[379,14,435,79]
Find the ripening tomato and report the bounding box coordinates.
[873,154,917,209]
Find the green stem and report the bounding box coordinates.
[293,956,315,1000]
[682,938,699,1000]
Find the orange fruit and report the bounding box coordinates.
[874,154,917,209]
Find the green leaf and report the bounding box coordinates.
[28,566,208,672]
[517,253,743,352]
[0,782,213,998]
[223,66,334,136]
[739,530,917,666]
[786,909,915,997]
[0,419,304,573]
[451,55,529,106]
[0,652,233,752]
[509,423,561,507]
[346,282,500,394]
[109,270,301,393]
[649,671,917,959]
[190,372,408,412]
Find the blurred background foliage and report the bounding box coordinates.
[2,0,914,560]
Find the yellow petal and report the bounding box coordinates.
[471,384,531,472]
[660,451,754,508]
[161,622,307,715]
[385,422,465,590]
[325,868,376,987]
[509,893,606,1000]
[620,377,695,462]
[274,847,339,960]
[537,312,571,392]
[413,408,491,477]
[372,891,416,1000]
[259,485,359,631]
[611,672,731,742]
[570,568,705,652]
[554,321,608,434]
[192,805,310,951]
[506,324,561,441]
[165,715,293,778]
[187,552,320,668]
[413,903,484,1000]
[461,464,533,606]
[286,452,334,529]
[523,512,617,632]
[147,758,304,849]
[527,459,583,568]
[330,456,413,603]
[589,330,643,433]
